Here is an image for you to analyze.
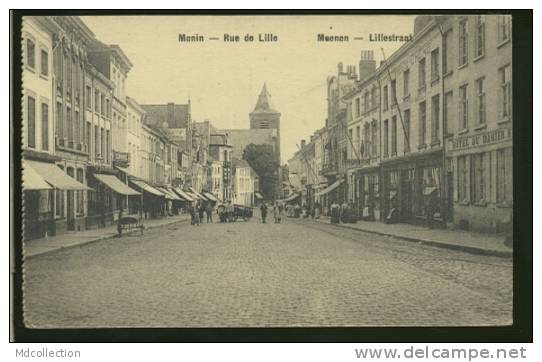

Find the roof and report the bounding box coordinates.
[250,83,280,115]
[232,158,251,169]
[142,103,190,129]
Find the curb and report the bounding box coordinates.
[308,219,512,258]
[24,217,191,260]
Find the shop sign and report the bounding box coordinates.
[448,127,512,151]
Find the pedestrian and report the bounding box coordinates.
[260,202,268,223]
[198,202,205,224]
[277,202,283,224]
[206,203,213,223]
[330,202,340,224]
[314,201,321,219]
[273,202,279,223]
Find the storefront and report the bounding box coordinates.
[315,178,344,216]
[381,149,443,226]
[446,127,513,233]
[350,165,381,222]
[23,159,91,239]
[130,179,167,219]
[92,174,142,219]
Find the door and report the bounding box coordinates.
[400,169,415,221]
[447,171,454,221]
[67,190,75,230]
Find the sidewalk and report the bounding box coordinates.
[310,216,512,257]
[24,214,191,259]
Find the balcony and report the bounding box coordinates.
[319,162,338,176]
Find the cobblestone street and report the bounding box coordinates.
[23,215,512,328]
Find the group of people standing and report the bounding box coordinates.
[259,201,284,224]
[189,201,214,226]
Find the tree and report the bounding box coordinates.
[242,143,279,200]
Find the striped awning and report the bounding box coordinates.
[203,192,219,202]
[24,160,91,190]
[315,179,343,197]
[94,174,141,196]
[173,188,194,202]
[130,179,165,197]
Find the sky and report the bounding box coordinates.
[81,15,416,163]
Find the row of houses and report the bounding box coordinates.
[288,15,512,234]
[21,16,260,241]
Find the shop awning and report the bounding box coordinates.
[189,187,208,200]
[254,192,263,199]
[315,179,343,197]
[94,174,141,196]
[157,187,182,201]
[284,192,300,202]
[25,160,91,190]
[115,165,135,177]
[173,188,194,202]
[388,190,398,200]
[203,192,219,202]
[23,162,53,190]
[130,179,165,197]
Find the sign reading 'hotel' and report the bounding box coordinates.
[448,127,512,151]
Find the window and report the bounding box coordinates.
[459,19,469,66]
[371,86,377,108]
[431,95,440,143]
[457,155,468,202]
[86,122,91,155]
[383,85,389,110]
[363,92,369,113]
[497,15,511,44]
[40,49,48,76]
[390,79,397,105]
[418,101,426,147]
[66,107,72,144]
[86,86,92,109]
[418,57,426,91]
[371,121,378,156]
[26,38,35,69]
[355,97,361,117]
[56,101,63,139]
[94,125,99,158]
[431,48,440,82]
[348,129,353,157]
[391,116,397,156]
[101,94,105,116]
[443,30,452,74]
[404,109,411,153]
[476,78,486,125]
[106,130,111,164]
[94,90,99,113]
[443,91,453,136]
[363,124,370,157]
[497,148,512,204]
[475,16,485,58]
[355,125,361,154]
[499,65,512,120]
[459,84,469,130]
[471,153,486,203]
[403,69,410,97]
[27,96,36,148]
[41,103,49,150]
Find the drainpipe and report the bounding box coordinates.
[438,22,447,225]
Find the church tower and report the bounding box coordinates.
[249,82,281,163]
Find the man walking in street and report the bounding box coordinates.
[260,202,268,224]
[206,203,214,223]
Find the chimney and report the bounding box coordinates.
[359,50,376,81]
[300,139,306,148]
[167,102,175,128]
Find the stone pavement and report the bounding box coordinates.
[23,215,512,328]
[23,213,191,259]
[310,216,512,257]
